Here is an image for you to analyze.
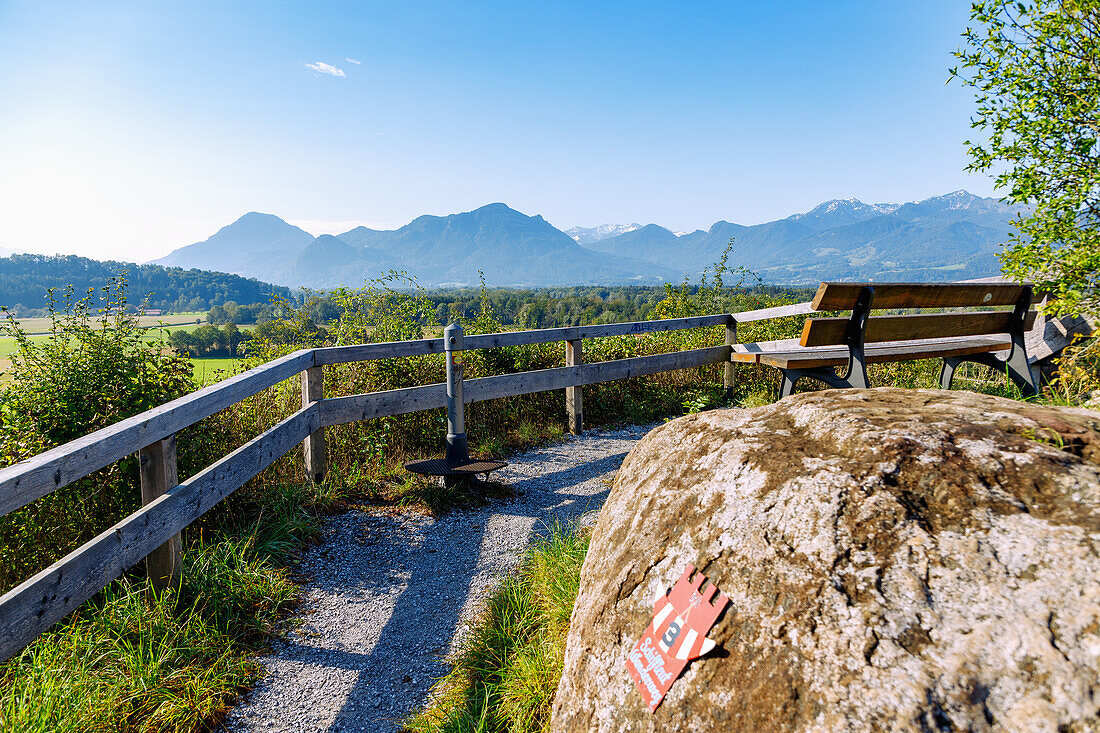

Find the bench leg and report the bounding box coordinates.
[1004,344,1039,397]
[779,365,868,399]
[939,349,1037,397]
[779,371,801,399]
[940,357,961,390]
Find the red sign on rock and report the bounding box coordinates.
[626,564,729,712]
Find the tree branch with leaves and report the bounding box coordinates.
[951,0,1100,319]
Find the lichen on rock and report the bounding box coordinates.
[550,388,1100,732]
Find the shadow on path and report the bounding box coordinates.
[224,428,649,733]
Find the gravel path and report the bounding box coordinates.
[222,424,655,733]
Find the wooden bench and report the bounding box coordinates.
[731,282,1039,399]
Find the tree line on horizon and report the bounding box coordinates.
[0,253,293,316]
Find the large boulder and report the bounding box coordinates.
[551,389,1100,732]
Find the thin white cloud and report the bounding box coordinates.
[345,57,361,65]
[305,61,346,77]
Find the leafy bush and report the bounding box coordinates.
[0,279,198,593]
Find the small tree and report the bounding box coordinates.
[951,0,1100,319]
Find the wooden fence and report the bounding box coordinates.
[0,305,809,663]
[0,284,1082,665]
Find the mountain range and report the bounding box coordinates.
[153,191,1023,289]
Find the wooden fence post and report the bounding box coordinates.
[723,316,737,398]
[302,365,326,484]
[138,435,181,589]
[565,338,583,435]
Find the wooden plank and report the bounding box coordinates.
[730,338,806,362]
[800,311,1038,347]
[812,282,1029,311]
[1026,312,1096,363]
[312,338,445,366]
[313,316,728,363]
[462,347,729,403]
[754,335,1012,370]
[301,366,326,485]
[731,301,815,323]
[723,319,737,395]
[0,349,315,519]
[137,436,181,590]
[318,384,448,428]
[0,404,319,664]
[460,314,729,350]
[565,339,583,435]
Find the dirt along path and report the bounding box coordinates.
[222,423,656,733]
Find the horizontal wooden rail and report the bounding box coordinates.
[732,301,815,323]
[0,404,319,662]
[320,384,449,427]
[316,347,729,428]
[461,315,730,350]
[0,349,315,518]
[463,346,729,403]
[311,314,731,367]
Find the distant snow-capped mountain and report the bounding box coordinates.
[788,198,901,229]
[564,223,643,245]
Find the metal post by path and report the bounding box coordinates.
[444,322,468,465]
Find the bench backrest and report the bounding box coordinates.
[802,282,1033,348]
[800,310,1038,347]
[811,282,1028,311]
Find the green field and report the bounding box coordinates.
[7,312,206,335]
[189,358,240,384]
[0,314,212,377]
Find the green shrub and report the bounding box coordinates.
[0,279,200,593]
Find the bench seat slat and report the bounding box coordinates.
[731,335,1011,370]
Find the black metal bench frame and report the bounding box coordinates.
[777,285,1038,399]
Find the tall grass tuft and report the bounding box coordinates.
[0,487,313,732]
[404,524,589,733]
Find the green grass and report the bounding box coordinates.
[188,357,241,384]
[0,483,319,733]
[404,524,589,733]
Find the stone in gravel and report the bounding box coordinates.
[551,389,1100,733]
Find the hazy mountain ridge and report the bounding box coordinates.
[588,190,1021,284]
[152,191,1021,288]
[155,204,676,288]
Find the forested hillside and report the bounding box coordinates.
[0,254,293,315]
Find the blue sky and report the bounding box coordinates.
[0,1,992,261]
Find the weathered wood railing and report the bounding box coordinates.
[0,306,811,663]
